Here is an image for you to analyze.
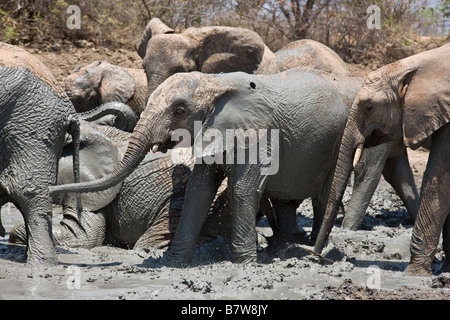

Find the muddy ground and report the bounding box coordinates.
[0,43,449,301]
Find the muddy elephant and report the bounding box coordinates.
[136,18,278,101]
[274,39,350,76]
[322,74,419,230]
[64,61,147,116]
[273,39,418,230]
[0,42,80,269]
[12,123,231,249]
[314,44,450,276]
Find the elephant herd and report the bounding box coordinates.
[1,18,448,277]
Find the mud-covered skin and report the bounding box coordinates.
[315,44,450,276]
[63,61,147,116]
[0,42,79,269]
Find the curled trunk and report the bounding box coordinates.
[79,102,138,132]
[314,115,364,253]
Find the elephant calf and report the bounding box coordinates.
[64,61,147,116]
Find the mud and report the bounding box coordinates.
[1,147,449,300]
[1,45,449,301]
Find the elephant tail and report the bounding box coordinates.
[49,117,150,196]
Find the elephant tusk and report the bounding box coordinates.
[353,144,364,168]
[152,144,160,153]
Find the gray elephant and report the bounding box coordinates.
[64,61,147,116]
[12,123,231,250]
[327,74,419,230]
[275,40,418,229]
[0,42,80,269]
[274,39,350,76]
[137,18,278,101]
[314,44,450,276]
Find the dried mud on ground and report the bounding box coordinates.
[0,44,449,300]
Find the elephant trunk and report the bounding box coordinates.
[79,101,138,132]
[314,112,365,254]
[49,114,154,196]
[145,71,171,103]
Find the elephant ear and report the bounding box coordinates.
[137,18,174,59]
[192,27,266,74]
[194,74,275,158]
[98,62,136,104]
[401,60,450,149]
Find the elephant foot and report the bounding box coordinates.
[161,250,192,268]
[404,262,433,276]
[234,255,257,264]
[267,231,310,251]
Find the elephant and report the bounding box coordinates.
[274,39,350,77]
[313,44,450,276]
[0,42,80,269]
[11,123,231,250]
[321,74,419,230]
[49,68,353,264]
[63,61,147,116]
[275,40,418,229]
[136,18,278,102]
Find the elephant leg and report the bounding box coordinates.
[227,163,268,263]
[166,163,224,265]
[440,215,450,273]
[53,207,106,248]
[271,199,300,237]
[382,149,419,222]
[14,189,57,269]
[342,144,389,230]
[406,124,450,276]
[10,206,106,249]
[134,199,182,250]
[259,197,277,234]
[269,199,307,248]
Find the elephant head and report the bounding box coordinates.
[137,18,278,102]
[314,44,450,255]
[64,61,141,114]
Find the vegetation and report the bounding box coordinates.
[1,0,448,63]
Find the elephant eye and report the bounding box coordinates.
[174,107,185,116]
[364,104,373,115]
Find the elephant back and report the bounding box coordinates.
[0,42,67,99]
